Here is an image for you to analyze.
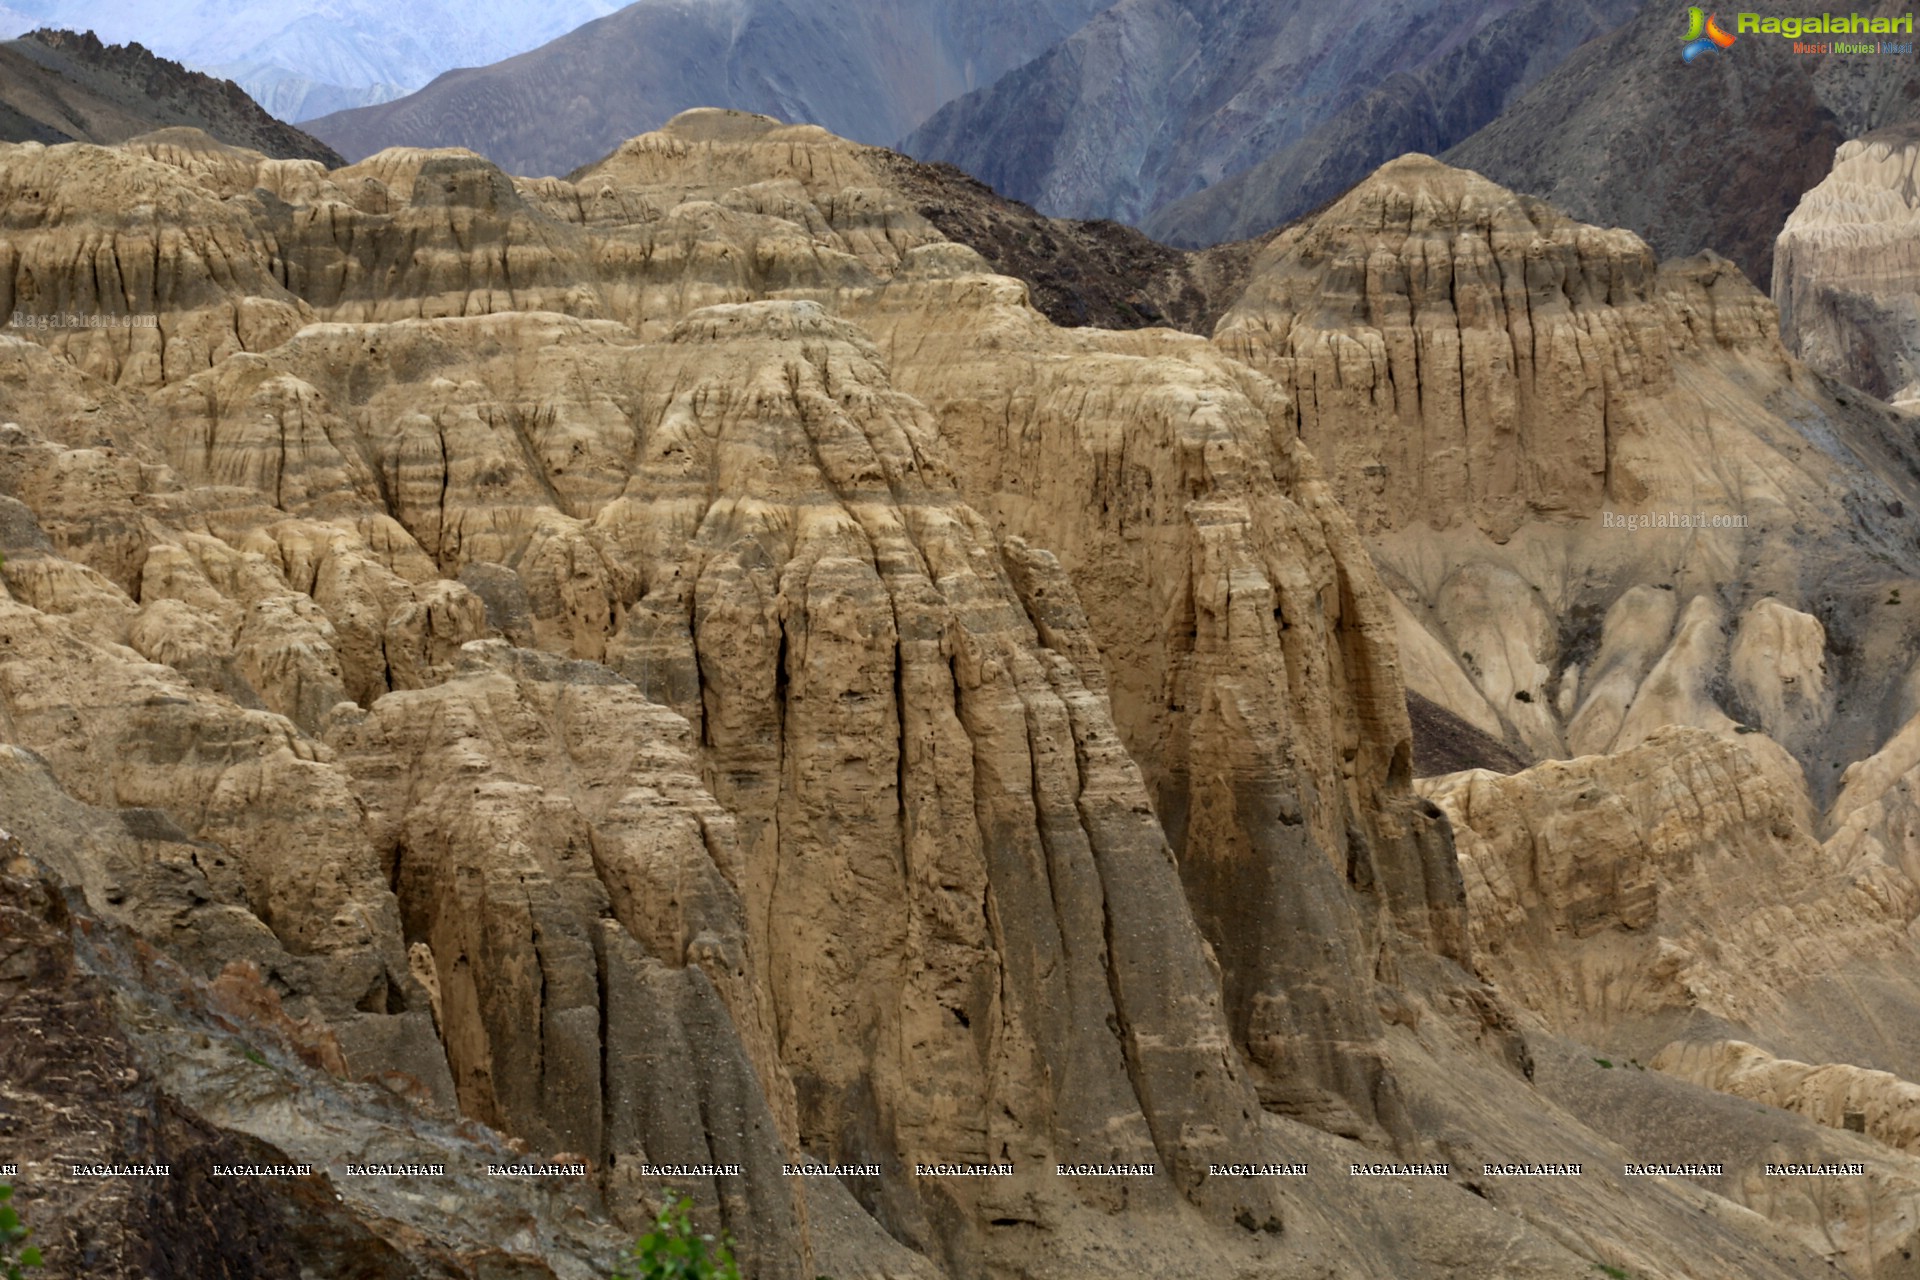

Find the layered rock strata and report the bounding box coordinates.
[1423,727,1919,1046]
[1654,1040,1920,1155]
[3,116,1920,1278]
[0,129,1330,1275]
[1216,153,1920,810]
[508,112,1472,1143]
[1775,124,1920,407]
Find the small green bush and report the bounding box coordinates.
[0,1185,43,1280]
[611,1192,741,1280]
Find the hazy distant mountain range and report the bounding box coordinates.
[305,0,1116,177]
[0,0,621,120]
[13,0,1912,284]
[904,0,1640,233]
[1137,0,1638,245]
[305,0,1646,240]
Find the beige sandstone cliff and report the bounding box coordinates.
[1,114,1919,1278]
[1775,123,1920,408]
[0,122,1447,1278]
[1215,153,1920,832]
[1422,727,1919,1048]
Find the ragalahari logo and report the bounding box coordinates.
[1682,7,1738,59]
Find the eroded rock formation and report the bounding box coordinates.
[1215,153,1920,817]
[1423,727,1919,1044]
[1775,123,1920,408]
[1654,1040,1920,1155]
[4,115,1920,1278]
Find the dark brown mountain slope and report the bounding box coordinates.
[0,28,342,163]
[869,150,1273,332]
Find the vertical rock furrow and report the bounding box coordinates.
[0,143,309,389]
[844,272,1455,1142]
[1775,126,1920,406]
[325,640,813,1264]
[1216,155,1667,539]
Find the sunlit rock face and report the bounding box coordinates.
[5,118,1920,1279]
[1775,124,1920,408]
[1216,151,1920,822]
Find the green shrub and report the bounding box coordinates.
[0,1185,43,1280]
[611,1192,741,1280]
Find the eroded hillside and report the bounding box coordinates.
[3,113,1920,1279]
[1776,122,1920,408]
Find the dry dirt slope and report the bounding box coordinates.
[0,113,1919,1278]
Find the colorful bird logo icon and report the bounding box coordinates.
[1682,7,1737,61]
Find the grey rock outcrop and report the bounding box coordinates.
[0,28,343,162]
